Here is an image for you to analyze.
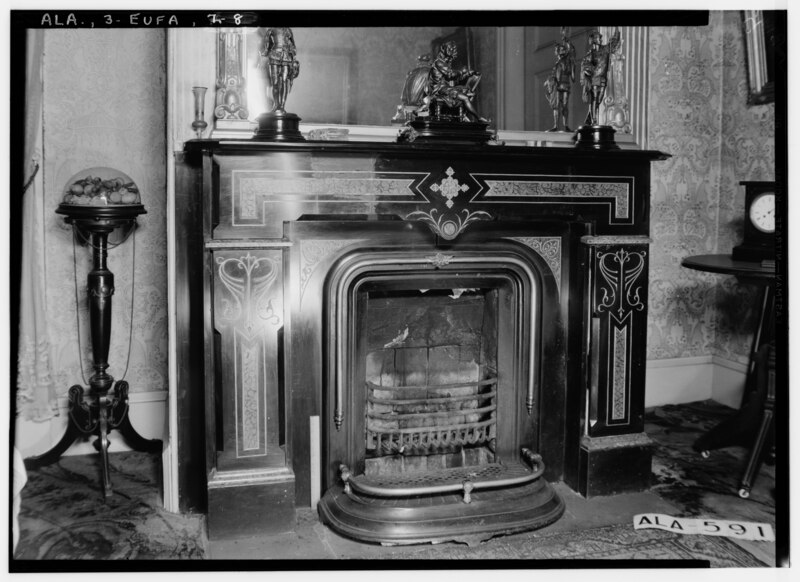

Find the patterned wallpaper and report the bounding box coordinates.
[42,30,168,395]
[646,12,775,363]
[34,16,770,413]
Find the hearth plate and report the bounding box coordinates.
[318,476,565,546]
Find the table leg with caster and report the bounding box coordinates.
[692,286,773,454]
[738,344,775,499]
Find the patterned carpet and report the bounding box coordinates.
[372,523,766,565]
[646,400,776,524]
[13,451,207,561]
[374,400,775,565]
[12,401,776,566]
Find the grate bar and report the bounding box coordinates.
[367,403,496,422]
[367,389,497,406]
[367,377,497,391]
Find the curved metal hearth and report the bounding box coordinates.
[318,450,565,545]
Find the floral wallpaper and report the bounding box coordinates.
[646,12,775,363]
[40,29,168,401]
[27,15,772,423]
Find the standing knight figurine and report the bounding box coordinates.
[580,28,620,126]
[253,27,304,141]
[545,27,576,132]
[261,27,300,113]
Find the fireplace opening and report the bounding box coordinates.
[363,288,499,477]
[319,253,565,544]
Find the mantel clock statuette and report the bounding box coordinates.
[575,28,621,150]
[253,27,304,142]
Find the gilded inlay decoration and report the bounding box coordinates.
[235,171,419,223]
[239,337,261,452]
[507,237,562,294]
[299,239,365,301]
[405,208,492,241]
[483,179,631,221]
[215,252,282,332]
[214,251,281,458]
[596,249,647,322]
[430,167,470,209]
[611,325,628,421]
[425,252,454,268]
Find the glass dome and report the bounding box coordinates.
[61,167,141,206]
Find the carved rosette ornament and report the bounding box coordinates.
[425,252,454,268]
[431,167,470,208]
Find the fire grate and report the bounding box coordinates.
[366,377,498,456]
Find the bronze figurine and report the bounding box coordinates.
[261,27,300,113]
[253,27,303,141]
[424,41,488,123]
[545,28,576,132]
[580,28,620,126]
[392,54,432,124]
[397,38,492,143]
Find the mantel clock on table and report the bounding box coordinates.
[25,168,162,498]
[682,181,778,499]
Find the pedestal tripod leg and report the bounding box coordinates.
[97,397,113,498]
[23,385,97,470]
[109,380,163,454]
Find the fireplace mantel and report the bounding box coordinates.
[173,139,667,540]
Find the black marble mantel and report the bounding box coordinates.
[174,139,667,539]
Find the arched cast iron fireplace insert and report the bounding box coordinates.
[318,244,564,544]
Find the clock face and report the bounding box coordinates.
[749,192,775,233]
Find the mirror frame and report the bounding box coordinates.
[200,26,650,149]
[742,10,775,106]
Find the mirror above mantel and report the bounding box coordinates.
[177,26,650,149]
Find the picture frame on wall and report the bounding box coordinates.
[742,10,775,105]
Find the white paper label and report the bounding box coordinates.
[633,514,775,542]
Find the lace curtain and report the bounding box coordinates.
[17,29,57,421]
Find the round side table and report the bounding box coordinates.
[681,254,775,498]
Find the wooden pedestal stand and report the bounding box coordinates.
[24,204,162,498]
